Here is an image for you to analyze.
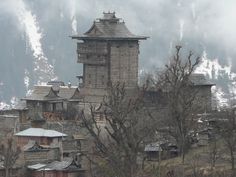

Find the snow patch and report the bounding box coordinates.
[12,0,57,84]
[0,102,10,110]
[0,96,19,110]
[24,69,30,90]
[10,96,19,109]
[69,0,78,34]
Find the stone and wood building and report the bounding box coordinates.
[72,12,148,103]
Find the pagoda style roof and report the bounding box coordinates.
[22,85,64,102]
[72,12,148,40]
[58,86,82,101]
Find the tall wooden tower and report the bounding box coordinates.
[72,12,147,90]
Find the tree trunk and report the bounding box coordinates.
[230,148,235,177]
[5,167,9,177]
[181,135,185,164]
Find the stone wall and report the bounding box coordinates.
[110,41,139,87]
[0,115,19,141]
[24,148,60,165]
[84,65,108,89]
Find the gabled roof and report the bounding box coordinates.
[72,12,148,40]
[28,163,47,170]
[22,85,64,101]
[28,158,83,171]
[58,86,82,101]
[22,85,82,102]
[46,158,74,170]
[15,128,67,137]
[24,141,49,152]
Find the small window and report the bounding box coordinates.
[52,103,56,112]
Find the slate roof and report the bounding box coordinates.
[190,74,214,86]
[28,163,46,170]
[144,142,162,152]
[58,86,81,100]
[22,85,82,102]
[72,12,147,40]
[46,158,74,170]
[22,85,64,101]
[28,158,83,171]
[15,128,67,137]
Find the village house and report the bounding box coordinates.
[14,128,67,165]
[21,83,82,122]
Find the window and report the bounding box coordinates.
[52,103,56,112]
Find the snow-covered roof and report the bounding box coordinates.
[28,163,46,170]
[15,128,67,138]
[144,142,162,152]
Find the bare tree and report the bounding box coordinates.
[215,108,236,176]
[80,83,156,177]
[0,138,21,177]
[206,136,221,175]
[155,46,200,163]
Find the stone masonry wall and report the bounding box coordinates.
[110,41,139,87]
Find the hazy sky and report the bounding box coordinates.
[1,0,236,69]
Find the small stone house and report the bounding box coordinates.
[14,128,67,166]
[22,84,83,121]
[22,85,65,121]
[14,128,67,148]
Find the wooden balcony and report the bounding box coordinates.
[77,54,107,65]
[77,43,108,55]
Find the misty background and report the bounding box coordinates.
[0,0,236,106]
